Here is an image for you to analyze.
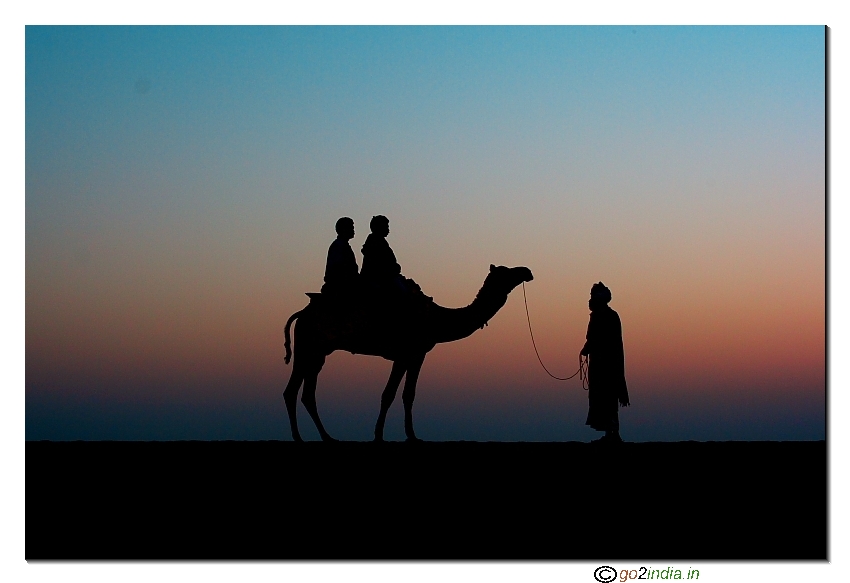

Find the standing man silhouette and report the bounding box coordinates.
[580,282,629,443]
[321,217,359,296]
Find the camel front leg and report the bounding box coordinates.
[374,360,407,442]
[402,354,426,442]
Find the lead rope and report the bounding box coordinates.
[522,282,589,389]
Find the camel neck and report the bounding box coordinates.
[431,291,508,344]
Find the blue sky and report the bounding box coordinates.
[26,26,825,442]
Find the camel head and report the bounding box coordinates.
[479,264,534,299]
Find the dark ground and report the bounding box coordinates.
[26,440,826,560]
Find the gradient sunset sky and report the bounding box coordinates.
[26,26,825,441]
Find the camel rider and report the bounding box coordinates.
[321,217,359,297]
[360,215,431,309]
[361,216,412,294]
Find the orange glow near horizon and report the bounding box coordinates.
[26,26,824,441]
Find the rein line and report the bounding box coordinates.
[522,282,588,389]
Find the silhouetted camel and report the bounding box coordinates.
[283,264,533,442]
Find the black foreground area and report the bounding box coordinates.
[26,440,826,560]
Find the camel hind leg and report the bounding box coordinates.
[402,354,426,442]
[283,363,306,442]
[300,355,337,442]
[374,360,407,442]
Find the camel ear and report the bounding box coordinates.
[490,264,495,272]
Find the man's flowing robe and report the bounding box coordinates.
[582,306,629,432]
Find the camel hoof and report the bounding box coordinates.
[321,435,339,443]
[405,436,422,443]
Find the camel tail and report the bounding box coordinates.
[284,308,306,365]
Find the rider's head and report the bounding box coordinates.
[370,215,390,237]
[335,217,355,240]
[589,282,611,310]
